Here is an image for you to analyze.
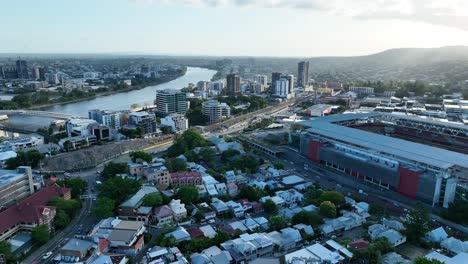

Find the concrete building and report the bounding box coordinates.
[65,118,99,137]
[128,112,157,135]
[299,113,468,208]
[297,61,309,88]
[253,75,268,86]
[15,60,28,79]
[0,167,34,208]
[154,89,187,115]
[349,86,375,96]
[307,104,339,117]
[271,72,282,89]
[89,109,122,129]
[0,136,44,152]
[275,78,290,98]
[226,73,241,96]
[160,114,189,132]
[202,100,231,124]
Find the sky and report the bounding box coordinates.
[2,0,468,57]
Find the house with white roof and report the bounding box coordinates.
[225,170,236,184]
[426,227,449,243]
[253,217,269,230]
[169,199,187,221]
[325,239,353,259]
[383,219,405,231]
[441,237,468,254]
[225,200,244,218]
[205,184,218,196]
[229,221,248,232]
[215,183,227,195]
[199,225,217,238]
[368,224,388,239]
[165,227,191,242]
[268,227,303,252]
[242,218,260,231]
[260,196,285,208]
[285,243,344,264]
[293,224,314,236]
[377,229,406,247]
[275,189,304,206]
[211,198,229,214]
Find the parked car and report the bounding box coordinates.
[42,252,53,260]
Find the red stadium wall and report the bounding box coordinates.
[397,167,421,199]
[308,140,323,163]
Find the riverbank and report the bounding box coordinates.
[34,69,187,111]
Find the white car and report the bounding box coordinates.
[42,251,53,259]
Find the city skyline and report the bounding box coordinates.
[2,0,468,57]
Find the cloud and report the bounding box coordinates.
[130,0,468,31]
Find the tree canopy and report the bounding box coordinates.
[56,178,88,198]
[92,197,115,219]
[129,151,152,163]
[101,162,128,179]
[31,225,50,245]
[262,199,278,214]
[165,158,187,173]
[403,202,430,242]
[320,201,337,218]
[291,211,323,227]
[5,150,43,169]
[177,186,199,205]
[97,176,142,205]
[142,193,163,207]
[318,191,345,207]
[167,130,207,157]
[268,215,288,231]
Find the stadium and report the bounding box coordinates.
[299,113,468,208]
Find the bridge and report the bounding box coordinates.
[0,110,85,120]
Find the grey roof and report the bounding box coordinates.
[304,121,468,169]
[0,169,25,189]
[61,238,94,254]
[108,229,137,243]
[120,186,158,208]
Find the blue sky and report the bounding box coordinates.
[2,0,468,56]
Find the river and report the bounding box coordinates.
[1,67,216,133]
[43,67,216,116]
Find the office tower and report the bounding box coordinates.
[226,73,241,96]
[275,78,290,98]
[253,75,268,86]
[154,89,187,115]
[15,60,28,79]
[88,109,122,129]
[284,74,294,93]
[298,61,310,88]
[38,67,46,81]
[271,72,282,88]
[32,67,40,80]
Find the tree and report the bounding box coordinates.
[413,256,444,264]
[48,197,81,217]
[237,186,267,202]
[56,178,88,198]
[92,197,115,219]
[214,231,231,245]
[231,155,260,173]
[221,149,240,160]
[304,185,323,205]
[5,150,44,169]
[404,202,430,242]
[54,210,71,229]
[318,191,345,207]
[268,215,288,230]
[177,186,199,205]
[129,151,152,163]
[199,147,215,165]
[101,162,128,179]
[0,241,12,261]
[142,193,163,207]
[369,204,386,218]
[292,211,323,227]
[320,201,337,218]
[31,225,50,245]
[166,158,187,173]
[167,130,207,157]
[273,163,285,170]
[97,177,142,205]
[263,199,278,214]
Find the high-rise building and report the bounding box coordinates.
[88,109,122,129]
[128,112,157,135]
[202,100,231,124]
[32,67,41,80]
[154,89,187,115]
[284,74,294,93]
[15,60,28,79]
[275,78,290,98]
[298,61,310,88]
[271,72,282,88]
[253,75,268,86]
[226,74,241,96]
[38,67,46,81]
[47,73,59,85]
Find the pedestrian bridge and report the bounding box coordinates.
[0,110,84,120]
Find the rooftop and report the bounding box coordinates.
[0,169,26,189]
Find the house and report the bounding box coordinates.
[253,217,269,230]
[368,224,388,239]
[268,227,302,252]
[169,199,187,221]
[202,246,233,264]
[383,219,405,231]
[275,189,304,206]
[347,239,369,251]
[382,252,411,264]
[441,237,468,254]
[225,170,236,184]
[143,166,171,190]
[206,184,219,196]
[190,253,211,264]
[215,183,227,195]
[220,233,274,263]
[377,229,406,247]
[426,252,468,264]
[279,207,303,220]
[165,227,191,242]
[211,198,229,215]
[325,240,353,259]
[281,175,305,187]
[426,227,449,243]
[199,225,217,238]
[187,228,205,239]
[260,196,285,208]
[293,224,314,236]
[196,184,208,197]
[196,203,216,220]
[229,221,248,232]
[226,200,245,218]
[118,186,159,224]
[285,243,344,264]
[154,205,174,226]
[90,254,128,264]
[302,204,319,212]
[227,183,239,196]
[242,218,260,232]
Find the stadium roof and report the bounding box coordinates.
[305,122,468,169]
